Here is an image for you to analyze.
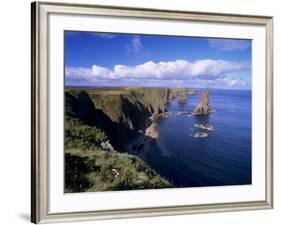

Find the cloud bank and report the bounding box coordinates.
[208,39,251,51]
[66,59,251,88]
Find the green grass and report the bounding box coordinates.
[65,116,107,150]
[64,116,172,193]
[65,148,172,192]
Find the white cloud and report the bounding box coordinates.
[90,33,117,39]
[89,59,249,80]
[65,32,117,39]
[65,67,93,81]
[65,59,250,88]
[208,38,251,51]
[184,77,249,89]
[225,78,247,87]
[132,36,142,52]
[126,35,143,53]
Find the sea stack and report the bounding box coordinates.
[193,89,211,115]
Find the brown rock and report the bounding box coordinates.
[145,123,159,139]
[193,89,211,115]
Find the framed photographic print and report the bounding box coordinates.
[31,1,273,223]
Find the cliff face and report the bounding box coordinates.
[91,87,168,127]
[166,87,191,100]
[193,89,211,115]
[65,91,97,125]
[65,87,174,151]
[65,87,197,150]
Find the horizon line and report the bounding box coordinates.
[65,85,251,91]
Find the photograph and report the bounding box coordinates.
[30,2,273,223]
[64,31,252,193]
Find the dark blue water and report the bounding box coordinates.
[142,89,252,188]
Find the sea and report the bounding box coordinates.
[141,89,252,188]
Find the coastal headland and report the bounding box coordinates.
[64,86,207,192]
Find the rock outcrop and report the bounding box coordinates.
[193,89,211,115]
[166,88,195,100]
[194,124,214,131]
[193,132,208,138]
[145,123,159,139]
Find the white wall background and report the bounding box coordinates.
[0,0,279,224]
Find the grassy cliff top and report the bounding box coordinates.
[66,87,145,95]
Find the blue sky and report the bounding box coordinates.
[65,31,252,89]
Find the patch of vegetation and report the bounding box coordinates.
[65,148,172,192]
[65,116,107,150]
[64,115,172,193]
[65,153,91,192]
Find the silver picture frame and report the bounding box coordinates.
[31,1,273,223]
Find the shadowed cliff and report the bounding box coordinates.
[66,87,179,150]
